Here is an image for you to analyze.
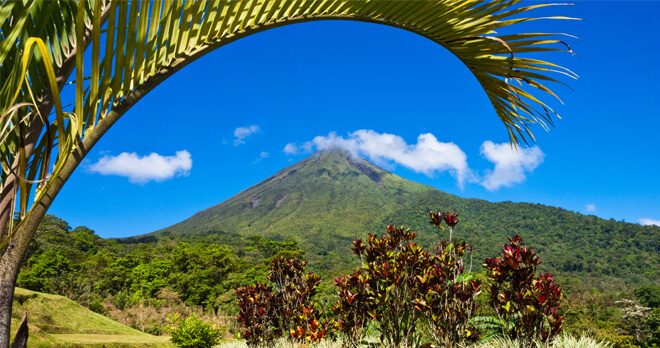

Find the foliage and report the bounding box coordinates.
[470,334,613,348]
[167,313,223,348]
[332,212,480,347]
[348,225,427,347]
[16,249,71,292]
[635,286,660,309]
[15,212,660,347]
[331,269,372,346]
[88,299,105,315]
[483,235,564,344]
[237,257,329,346]
[156,150,660,292]
[418,212,482,346]
[236,284,278,347]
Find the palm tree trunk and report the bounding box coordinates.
[0,200,50,348]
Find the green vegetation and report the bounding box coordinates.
[10,287,171,347]
[13,151,660,347]
[155,150,660,291]
[167,314,222,348]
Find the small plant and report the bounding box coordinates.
[483,235,564,345]
[88,299,105,315]
[167,313,223,348]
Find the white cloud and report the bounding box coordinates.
[286,130,474,187]
[233,125,260,145]
[479,141,544,191]
[640,218,660,226]
[585,203,596,213]
[283,141,313,155]
[254,151,269,163]
[284,143,299,155]
[88,151,192,184]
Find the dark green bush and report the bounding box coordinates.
[88,300,105,315]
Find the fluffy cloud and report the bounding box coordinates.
[639,218,660,226]
[479,141,544,191]
[284,130,473,187]
[234,125,260,145]
[283,141,314,155]
[88,151,192,184]
[585,204,597,213]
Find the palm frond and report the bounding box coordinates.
[0,0,578,247]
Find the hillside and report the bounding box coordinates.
[10,287,171,347]
[153,149,660,288]
[156,149,441,247]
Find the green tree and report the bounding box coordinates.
[17,249,71,292]
[0,1,577,346]
[636,285,660,308]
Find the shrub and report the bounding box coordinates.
[483,235,564,344]
[236,283,278,346]
[168,313,223,348]
[417,212,482,347]
[88,299,105,315]
[331,269,372,347]
[334,212,480,348]
[236,257,329,346]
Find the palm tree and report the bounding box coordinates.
[0,0,577,346]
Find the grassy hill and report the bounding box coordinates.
[10,287,172,348]
[149,149,660,290]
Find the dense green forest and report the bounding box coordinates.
[16,214,660,347]
[154,150,660,292]
[14,152,660,346]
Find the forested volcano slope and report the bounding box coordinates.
[152,150,660,288]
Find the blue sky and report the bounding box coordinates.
[49,1,660,238]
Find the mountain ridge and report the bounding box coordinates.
[151,148,660,287]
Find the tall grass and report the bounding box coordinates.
[469,334,613,348]
[216,334,612,348]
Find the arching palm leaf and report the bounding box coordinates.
[0,2,578,343]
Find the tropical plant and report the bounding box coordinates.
[417,211,482,347]
[331,269,372,347]
[237,257,328,346]
[483,235,564,345]
[167,313,223,348]
[334,212,480,347]
[0,1,577,346]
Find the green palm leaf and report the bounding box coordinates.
[0,3,578,340]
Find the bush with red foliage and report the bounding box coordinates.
[332,212,481,347]
[236,283,278,346]
[236,257,329,346]
[483,235,564,344]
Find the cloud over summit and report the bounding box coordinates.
[284,130,544,190]
[286,130,473,187]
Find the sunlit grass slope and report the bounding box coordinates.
[10,287,172,347]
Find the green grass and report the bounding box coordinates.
[11,287,173,347]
